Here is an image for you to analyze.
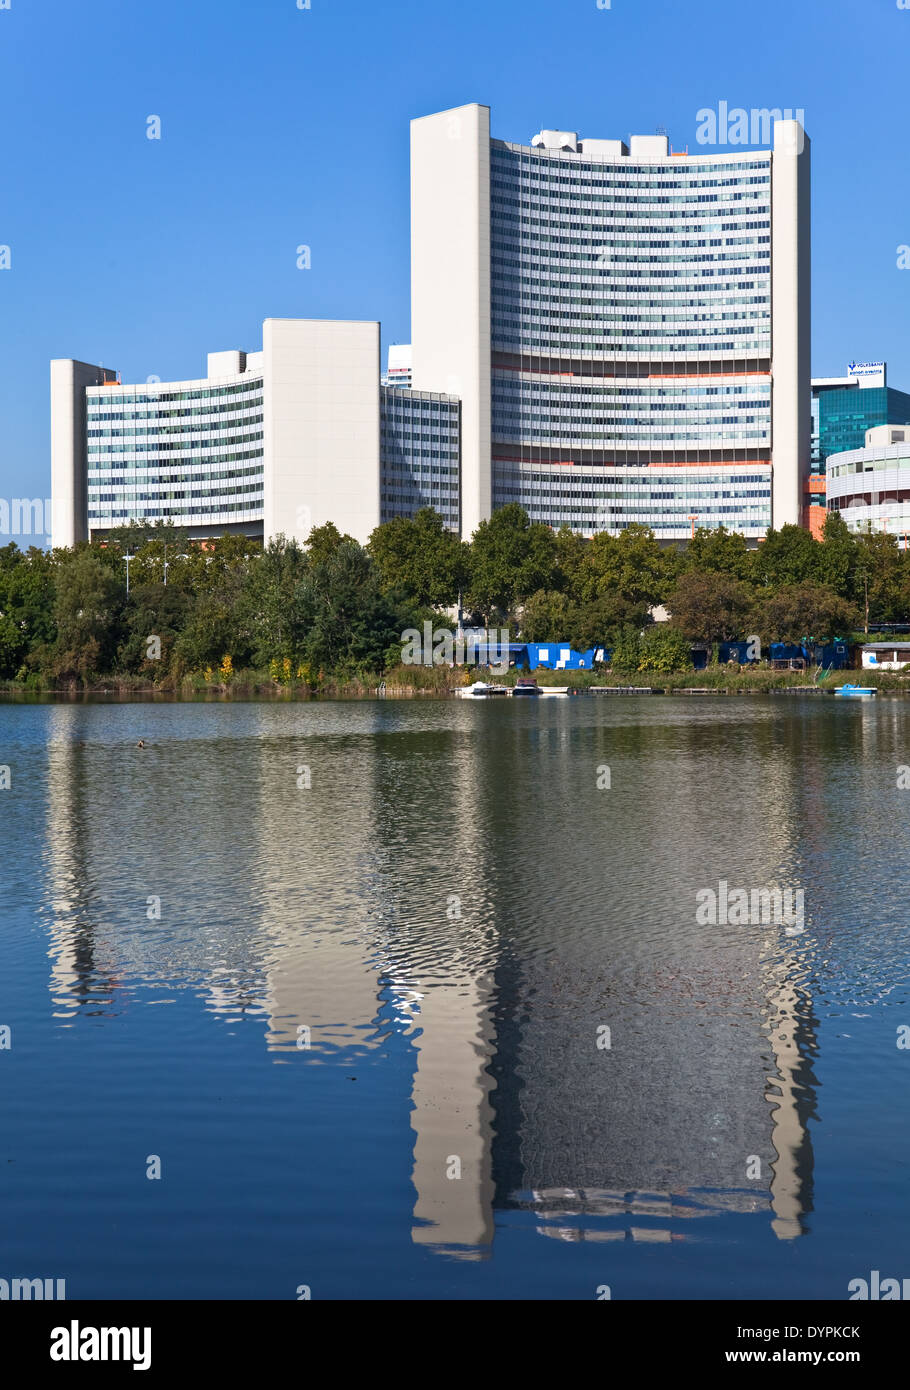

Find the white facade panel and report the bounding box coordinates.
[50,359,117,548]
[262,318,380,546]
[411,103,491,538]
[578,138,628,157]
[629,134,669,158]
[771,119,811,528]
[207,350,245,378]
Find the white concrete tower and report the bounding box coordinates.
[261,317,381,545]
[50,358,117,548]
[410,104,491,539]
[771,119,811,528]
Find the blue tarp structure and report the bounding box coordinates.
[715,640,849,669]
[769,640,849,669]
[718,640,757,664]
[517,642,607,671]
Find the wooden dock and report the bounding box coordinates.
[589,686,654,696]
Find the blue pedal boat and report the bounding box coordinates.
[835,683,877,698]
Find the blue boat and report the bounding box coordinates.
[835,683,877,698]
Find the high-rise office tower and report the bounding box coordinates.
[411,103,810,542]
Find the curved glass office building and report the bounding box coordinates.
[411,105,810,540]
[52,103,808,549]
[52,323,461,547]
[85,369,265,538]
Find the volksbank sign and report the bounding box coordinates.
[847,361,886,388]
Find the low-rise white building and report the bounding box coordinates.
[826,425,910,544]
[861,642,910,671]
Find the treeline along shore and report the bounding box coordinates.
[0,505,908,695]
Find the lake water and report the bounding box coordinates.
[1,695,907,1300]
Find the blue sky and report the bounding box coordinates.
[0,0,907,527]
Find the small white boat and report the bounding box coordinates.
[835,683,877,698]
[457,681,507,698]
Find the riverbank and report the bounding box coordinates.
[2,663,910,699]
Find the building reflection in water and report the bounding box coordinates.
[42,700,821,1255]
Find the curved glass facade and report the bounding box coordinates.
[86,374,264,535]
[827,441,910,541]
[491,143,771,363]
[489,140,774,536]
[493,464,771,536]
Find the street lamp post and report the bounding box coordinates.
[124,553,135,596]
[162,551,189,586]
[688,515,699,541]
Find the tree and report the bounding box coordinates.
[519,589,575,642]
[52,548,124,678]
[608,626,643,671]
[239,536,308,667]
[0,545,57,674]
[569,595,651,651]
[816,512,857,598]
[637,625,693,673]
[369,508,470,609]
[296,540,415,675]
[682,525,754,582]
[177,588,253,669]
[189,534,260,589]
[118,581,190,677]
[97,520,189,555]
[754,524,820,589]
[553,525,588,598]
[174,547,256,671]
[0,615,27,679]
[750,582,859,645]
[467,504,558,621]
[305,522,356,569]
[578,524,674,608]
[666,571,753,644]
[853,531,908,626]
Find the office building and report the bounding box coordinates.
[411,103,810,541]
[52,102,811,547]
[52,320,459,547]
[826,424,910,545]
[808,363,910,536]
[382,345,413,388]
